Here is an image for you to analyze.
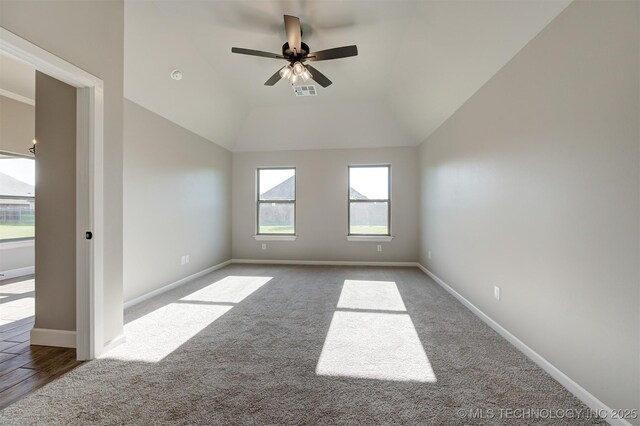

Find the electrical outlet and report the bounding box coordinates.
[181,255,186,265]
[261,243,267,250]
[494,286,501,301]
[377,245,382,252]
[185,255,190,264]
[428,251,432,259]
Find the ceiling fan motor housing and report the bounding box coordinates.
[283,42,310,59]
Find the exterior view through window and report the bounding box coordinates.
[257,168,295,235]
[0,154,35,241]
[349,165,390,235]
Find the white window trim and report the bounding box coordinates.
[347,235,393,242]
[348,164,392,238]
[254,235,297,242]
[256,167,297,238]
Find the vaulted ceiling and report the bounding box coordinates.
[124,0,571,152]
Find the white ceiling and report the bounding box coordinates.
[124,0,571,152]
[0,51,35,103]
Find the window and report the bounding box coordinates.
[0,154,35,241]
[348,165,390,236]
[257,168,295,235]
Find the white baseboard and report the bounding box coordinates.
[416,264,629,426]
[123,260,232,309]
[30,328,76,348]
[0,266,35,281]
[231,259,418,267]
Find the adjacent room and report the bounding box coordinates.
[0,0,637,425]
[1,53,83,402]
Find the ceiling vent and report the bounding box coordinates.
[293,85,317,96]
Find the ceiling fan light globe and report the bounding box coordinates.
[301,69,312,81]
[279,65,292,79]
[290,74,299,85]
[292,61,305,76]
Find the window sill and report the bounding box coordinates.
[254,235,297,242]
[347,235,393,242]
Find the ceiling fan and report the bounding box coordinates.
[231,15,358,88]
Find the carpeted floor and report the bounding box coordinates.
[0,265,604,425]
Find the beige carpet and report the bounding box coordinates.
[0,265,604,425]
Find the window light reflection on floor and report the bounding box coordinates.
[105,276,272,363]
[316,280,436,383]
[0,296,34,322]
[0,278,35,295]
[180,276,272,304]
[337,280,407,311]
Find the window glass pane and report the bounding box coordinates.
[0,155,35,241]
[259,202,294,234]
[0,198,35,240]
[349,167,388,200]
[349,201,388,235]
[0,156,35,191]
[259,169,295,200]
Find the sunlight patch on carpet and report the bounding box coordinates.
[181,276,272,304]
[317,280,436,383]
[105,276,272,362]
[337,280,407,311]
[107,303,233,362]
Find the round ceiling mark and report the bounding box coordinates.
[170,69,183,81]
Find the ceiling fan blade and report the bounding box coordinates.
[307,45,358,61]
[264,68,283,86]
[304,64,332,88]
[231,47,286,59]
[284,15,302,54]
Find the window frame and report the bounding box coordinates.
[0,152,35,243]
[256,167,296,236]
[347,164,391,237]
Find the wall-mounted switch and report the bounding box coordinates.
[181,255,186,265]
[377,245,382,252]
[428,251,432,259]
[494,286,501,301]
[261,243,267,250]
[185,255,190,264]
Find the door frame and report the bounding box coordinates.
[1,28,104,360]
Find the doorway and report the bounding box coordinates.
[0,66,82,408]
[0,27,105,361]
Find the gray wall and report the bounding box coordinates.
[34,72,76,331]
[0,241,33,276]
[232,147,418,262]
[234,102,415,152]
[0,95,34,156]
[0,0,125,344]
[123,100,232,303]
[418,0,639,417]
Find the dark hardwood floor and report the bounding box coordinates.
[0,277,82,410]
